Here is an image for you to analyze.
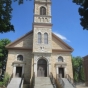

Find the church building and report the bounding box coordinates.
[6,0,73,85]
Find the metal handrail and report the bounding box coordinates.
[57,74,65,88]
[19,74,24,88]
[66,74,76,88]
[6,73,13,87]
[30,72,35,88]
[49,72,56,88]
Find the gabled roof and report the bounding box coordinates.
[52,33,74,52]
[6,30,33,48]
[6,30,73,52]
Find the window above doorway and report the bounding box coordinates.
[17,55,23,61]
[58,56,63,62]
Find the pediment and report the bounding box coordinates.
[6,30,33,49]
[52,33,73,52]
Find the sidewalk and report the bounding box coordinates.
[76,83,88,88]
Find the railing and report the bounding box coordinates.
[6,73,13,87]
[19,74,24,88]
[49,72,56,88]
[57,74,65,88]
[30,72,35,88]
[66,74,76,88]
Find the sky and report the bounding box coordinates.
[0,0,88,57]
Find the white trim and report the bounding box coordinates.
[39,5,47,11]
[12,64,24,78]
[34,55,50,77]
[15,54,24,61]
[57,55,65,62]
[55,65,67,78]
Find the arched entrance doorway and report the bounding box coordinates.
[37,59,47,77]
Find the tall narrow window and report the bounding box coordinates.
[40,6,46,15]
[44,33,48,44]
[38,32,42,44]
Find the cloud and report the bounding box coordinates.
[54,32,70,42]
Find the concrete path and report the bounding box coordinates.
[7,78,22,88]
[76,83,88,88]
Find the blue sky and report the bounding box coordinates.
[0,0,88,57]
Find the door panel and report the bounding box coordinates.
[37,65,44,77]
[59,68,64,78]
[16,67,22,77]
[37,59,47,77]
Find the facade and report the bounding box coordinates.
[83,55,88,86]
[6,0,73,84]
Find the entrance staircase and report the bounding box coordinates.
[7,78,23,88]
[34,77,54,88]
[62,78,75,88]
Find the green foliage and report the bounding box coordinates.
[14,0,32,5]
[0,39,11,81]
[72,56,85,82]
[0,39,11,67]
[0,39,11,70]
[0,0,14,33]
[0,73,10,87]
[73,0,88,30]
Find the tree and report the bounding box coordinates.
[0,0,32,33]
[73,0,88,30]
[13,0,88,30]
[72,56,85,82]
[0,0,14,33]
[0,0,88,33]
[0,39,11,80]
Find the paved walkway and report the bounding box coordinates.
[76,83,88,88]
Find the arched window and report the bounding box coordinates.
[40,6,46,15]
[44,33,48,44]
[58,56,63,62]
[17,55,23,61]
[38,32,42,44]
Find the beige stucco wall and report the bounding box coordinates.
[52,35,68,50]
[51,52,73,79]
[11,33,33,48]
[6,33,73,82]
[33,27,52,53]
[6,50,33,83]
[34,3,51,16]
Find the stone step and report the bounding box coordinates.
[35,85,53,88]
[62,78,75,88]
[35,77,51,84]
[34,77,53,88]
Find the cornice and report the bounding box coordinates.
[52,49,73,52]
[6,47,32,51]
[34,1,52,4]
[34,14,52,18]
[33,23,53,26]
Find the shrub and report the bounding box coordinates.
[0,73,10,87]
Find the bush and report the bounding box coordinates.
[0,82,4,87]
[0,73,10,87]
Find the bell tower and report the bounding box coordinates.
[33,0,52,53]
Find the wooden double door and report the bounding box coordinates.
[37,59,47,77]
